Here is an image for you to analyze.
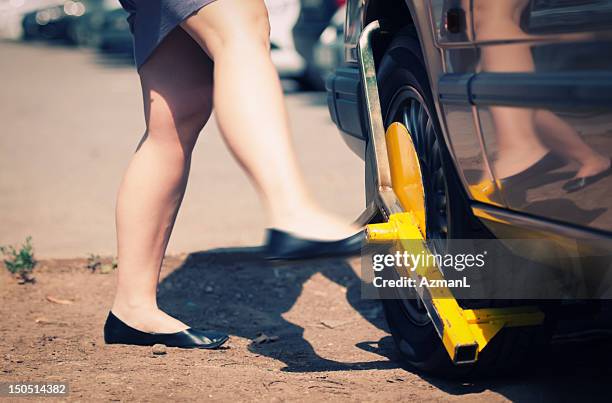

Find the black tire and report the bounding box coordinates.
[366,27,552,377]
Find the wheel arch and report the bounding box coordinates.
[364,0,415,32]
[362,0,443,81]
[360,0,467,215]
[362,0,448,158]
[363,0,419,64]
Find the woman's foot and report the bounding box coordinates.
[264,229,365,261]
[104,311,228,348]
[110,305,188,334]
[575,155,611,179]
[270,205,360,241]
[492,147,549,180]
[564,157,612,193]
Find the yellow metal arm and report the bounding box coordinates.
[364,121,544,365]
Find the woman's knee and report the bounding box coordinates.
[183,1,271,58]
[138,27,214,151]
[245,10,271,48]
[145,92,212,151]
[215,16,270,56]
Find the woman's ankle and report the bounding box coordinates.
[269,206,359,240]
[576,155,611,178]
[111,295,158,315]
[110,304,189,334]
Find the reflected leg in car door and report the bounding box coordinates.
[474,0,610,191]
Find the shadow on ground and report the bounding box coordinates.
[158,246,612,401]
[157,246,398,373]
[425,336,612,402]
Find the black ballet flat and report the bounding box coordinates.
[497,152,567,207]
[498,152,566,189]
[264,229,365,261]
[104,311,229,349]
[563,158,612,193]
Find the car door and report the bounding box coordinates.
[434,0,612,233]
[472,0,612,233]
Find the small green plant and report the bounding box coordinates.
[86,254,117,274]
[1,236,37,284]
[86,253,102,272]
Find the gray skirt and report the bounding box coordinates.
[119,0,217,68]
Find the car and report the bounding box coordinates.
[326,0,612,376]
[21,0,89,42]
[312,5,345,86]
[0,0,64,40]
[66,0,121,47]
[265,0,307,81]
[94,6,131,54]
[293,0,345,89]
[22,3,66,41]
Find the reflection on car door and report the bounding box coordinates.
[436,0,612,233]
[473,0,612,233]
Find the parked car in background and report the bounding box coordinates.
[312,5,345,88]
[265,0,306,81]
[22,3,64,40]
[22,0,87,42]
[20,0,131,55]
[67,0,120,47]
[0,0,63,39]
[94,5,131,54]
[293,0,345,89]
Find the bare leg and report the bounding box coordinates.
[534,110,610,178]
[474,0,609,180]
[475,0,548,179]
[180,0,357,240]
[111,28,214,333]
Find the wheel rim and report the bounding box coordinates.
[385,86,449,243]
[384,86,451,326]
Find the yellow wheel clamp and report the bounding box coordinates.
[358,21,544,365]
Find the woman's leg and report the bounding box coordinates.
[180,0,357,240]
[474,0,609,180]
[534,110,610,178]
[111,28,214,333]
[474,0,548,179]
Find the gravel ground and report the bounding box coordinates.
[1,257,612,402]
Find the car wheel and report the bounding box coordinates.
[365,27,552,377]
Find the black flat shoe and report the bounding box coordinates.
[497,152,567,207]
[563,158,612,193]
[264,229,365,261]
[104,311,229,349]
[498,152,566,189]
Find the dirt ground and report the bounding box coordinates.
[2,254,612,402]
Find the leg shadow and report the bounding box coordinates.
[157,246,400,372]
